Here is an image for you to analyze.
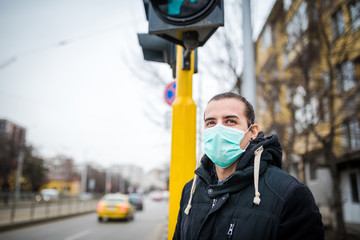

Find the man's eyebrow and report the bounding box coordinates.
[204,115,240,122]
[204,117,216,122]
[224,115,239,119]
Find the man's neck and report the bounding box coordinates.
[215,161,238,181]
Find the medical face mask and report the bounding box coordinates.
[203,124,251,168]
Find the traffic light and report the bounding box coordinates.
[138,33,198,76]
[147,0,224,51]
[138,33,177,77]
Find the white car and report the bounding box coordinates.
[36,189,59,202]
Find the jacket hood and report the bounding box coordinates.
[195,133,282,197]
[237,132,282,170]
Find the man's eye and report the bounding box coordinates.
[205,121,215,127]
[225,119,236,124]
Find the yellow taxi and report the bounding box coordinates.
[96,193,135,222]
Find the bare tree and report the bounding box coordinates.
[124,39,174,128]
[200,0,243,93]
[259,1,360,239]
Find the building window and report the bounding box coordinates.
[349,0,360,31]
[283,0,293,11]
[309,160,317,180]
[337,60,356,93]
[322,71,330,88]
[345,119,360,150]
[350,172,360,203]
[285,88,292,104]
[305,97,319,124]
[318,72,330,122]
[259,98,267,115]
[275,99,281,114]
[262,25,273,50]
[272,87,281,114]
[286,1,308,50]
[282,51,289,68]
[294,86,306,132]
[331,8,345,40]
[319,97,329,122]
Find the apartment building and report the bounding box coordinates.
[255,0,360,228]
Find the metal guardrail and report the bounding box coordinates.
[0,192,100,230]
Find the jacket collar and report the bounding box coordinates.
[195,133,282,198]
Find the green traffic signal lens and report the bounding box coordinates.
[168,0,197,15]
[151,0,216,25]
[168,0,184,15]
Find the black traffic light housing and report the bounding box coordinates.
[138,33,198,77]
[138,33,176,77]
[147,0,224,51]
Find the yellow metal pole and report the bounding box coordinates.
[168,45,197,239]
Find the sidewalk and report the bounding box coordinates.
[149,220,168,240]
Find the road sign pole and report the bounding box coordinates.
[168,45,196,239]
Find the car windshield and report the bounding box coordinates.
[129,193,141,198]
[42,189,58,194]
[103,197,125,202]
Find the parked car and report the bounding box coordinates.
[96,193,135,222]
[79,192,93,201]
[150,191,164,201]
[35,189,59,202]
[162,190,169,200]
[128,193,143,210]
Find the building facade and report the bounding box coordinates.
[255,0,360,229]
[42,155,80,195]
[0,119,26,150]
[0,119,26,191]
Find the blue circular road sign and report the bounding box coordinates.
[164,81,176,106]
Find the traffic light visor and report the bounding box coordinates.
[150,0,216,25]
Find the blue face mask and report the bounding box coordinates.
[203,124,251,168]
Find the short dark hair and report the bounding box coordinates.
[208,92,255,127]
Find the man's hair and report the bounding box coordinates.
[208,92,255,127]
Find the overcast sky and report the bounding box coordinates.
[0,0,274,172]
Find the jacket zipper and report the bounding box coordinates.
[227,223,235,239]
[212,198,217,208]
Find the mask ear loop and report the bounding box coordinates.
[246,124,253,133]
[241,125,253,151]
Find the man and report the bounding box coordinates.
[173,92,324,240]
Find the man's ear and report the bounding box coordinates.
[250,124,259,139]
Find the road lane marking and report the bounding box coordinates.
[64,229,91,240]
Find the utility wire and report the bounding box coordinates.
[0,18,143,71]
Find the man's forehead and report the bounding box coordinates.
[204,98,246,118]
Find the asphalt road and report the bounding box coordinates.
[0,197,169,240]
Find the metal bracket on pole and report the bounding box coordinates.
[182,31,198,71]
[182,49,191,70]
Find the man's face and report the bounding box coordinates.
[204,98,253,149]
[204,98,249,131]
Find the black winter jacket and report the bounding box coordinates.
[173,133,324,240]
